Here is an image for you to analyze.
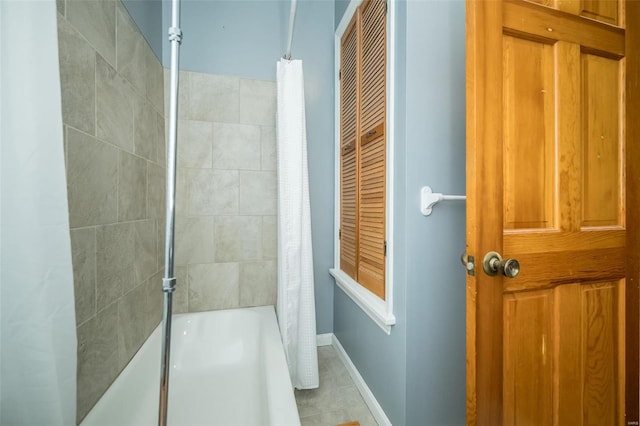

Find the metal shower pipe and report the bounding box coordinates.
[159,0,296,421]
[284,0,297,59]
[158,0,182,422]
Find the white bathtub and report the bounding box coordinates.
[80,306,300,426]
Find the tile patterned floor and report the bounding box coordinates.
[295,346,378,426]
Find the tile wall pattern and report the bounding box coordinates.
[57,0,165,421]
[165,70,278,314]
[59,2,278,420]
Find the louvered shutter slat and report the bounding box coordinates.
[358,132,385,298]
[340,21,359,279]
[357,0,386,299]
[360,0,386,133]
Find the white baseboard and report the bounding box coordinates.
[316,333,333,347]
[331,334,392,426]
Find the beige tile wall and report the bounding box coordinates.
[57,1,165,422]
[166,70,278,314]
[59,2,278,421]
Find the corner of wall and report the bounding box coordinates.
[58,1,166,419]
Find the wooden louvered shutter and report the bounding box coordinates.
[339,0,386,299]
[340,19,359,279]
[358,0,386,299]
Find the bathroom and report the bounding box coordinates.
[1,0,467,424]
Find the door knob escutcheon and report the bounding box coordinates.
[482,251,520,278]
[460,252,475,276]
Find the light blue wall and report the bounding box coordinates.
[404,0,466,423]
[162,0,289,80]
[334,0,349,27]
[159,0,336,333]
[333,0,466,424]
[122,0,163,59]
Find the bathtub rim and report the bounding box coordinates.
[79,305,300,426]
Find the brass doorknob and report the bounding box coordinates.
[482,251,520,278]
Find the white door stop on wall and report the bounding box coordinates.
[420,186,466,216]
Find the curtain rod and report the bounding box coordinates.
[283,0,297,59]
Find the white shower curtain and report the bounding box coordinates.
[276,59,319,390]
[0,1,77,424]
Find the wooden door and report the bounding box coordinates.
[466,0,639,424]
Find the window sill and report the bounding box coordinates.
[329,268,396,334]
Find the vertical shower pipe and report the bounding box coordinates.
[159,0,182,423]
[284,0,297,59]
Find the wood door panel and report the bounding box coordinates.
[503,35,556,230]
[554,281,625,425]
[504,281,624,425]
[581,0,620,26]
[504,290,553,425]
[581,53,624,228]
[582,281,622,425]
